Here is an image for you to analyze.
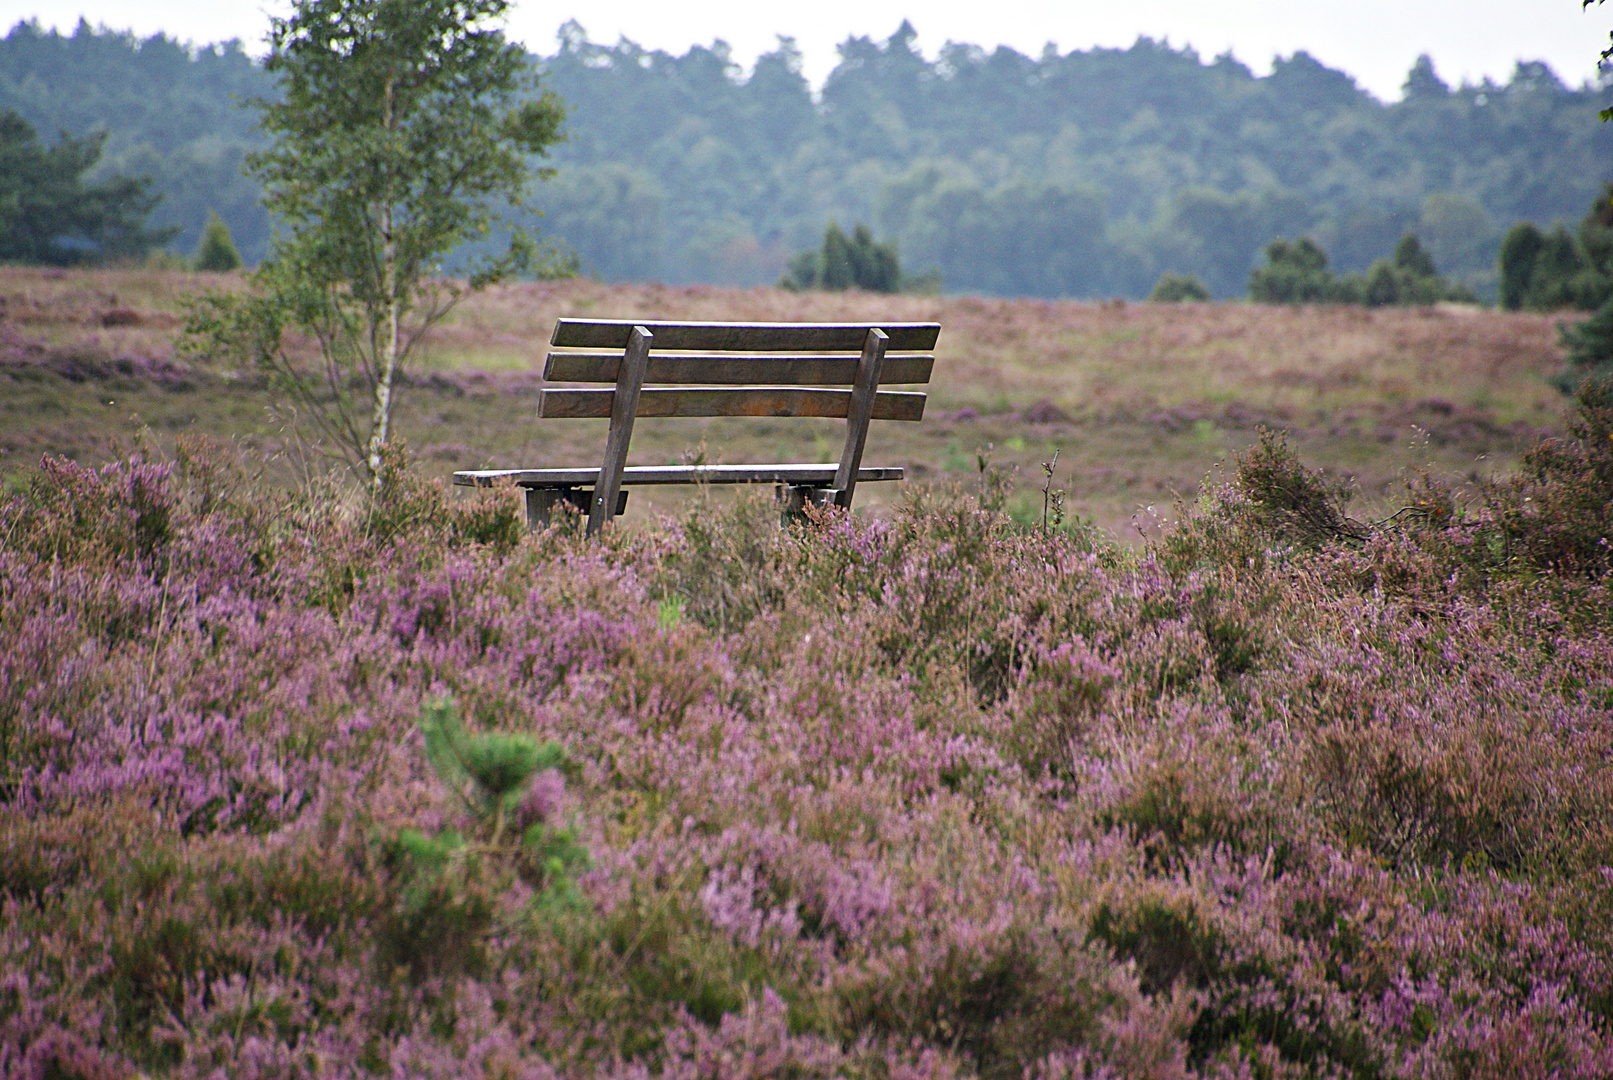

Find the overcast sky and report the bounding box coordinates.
[2,0,1608,102]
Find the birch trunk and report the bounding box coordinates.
[367,76,400,489]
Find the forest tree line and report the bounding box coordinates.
[2,18,1611,300]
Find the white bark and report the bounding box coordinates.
[368,76,400,488]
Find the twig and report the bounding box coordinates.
[1041,450,1060,535]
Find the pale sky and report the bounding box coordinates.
[1,0,1607,102]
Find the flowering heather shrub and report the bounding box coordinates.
[2,402,1612,1077]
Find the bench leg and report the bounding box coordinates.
[527,487,628,530]
[525,488,564,530]
[776,484,830,524]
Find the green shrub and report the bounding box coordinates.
[365,442,525,554]
[1555,297,1613,393]
[1233,428,1366,548]
[1485,376,1613,580]
[192,210,243,272]
[846,925,1104,1080]
[1149,272,1211,302]
[1248,238,1341,303]
[1089,899,1219,994]
[1499,189,1613,312]
[781,221,902,293]
[381,700,589,980]
[1361,234,1475,307]
[657,489,790,634]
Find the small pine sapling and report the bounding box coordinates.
[396,699,590,915]
[191,211,243,272]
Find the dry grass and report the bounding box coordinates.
[0,267,1581,542]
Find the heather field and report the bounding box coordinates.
[3,267,1613,1078]
[0,267,1578,540]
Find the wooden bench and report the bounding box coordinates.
[454,319,939,535]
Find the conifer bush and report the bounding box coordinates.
[191,211,243,272]
[780,221,904,293]
[1250,233,1473,307]
[1248,237,1342,303]
[1500,187,1613,313]
[1556,299,1613,393]
[1148,272,1211,302]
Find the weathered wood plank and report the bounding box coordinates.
[587,325,651,536]
[543,352,933,386]
[832,328,888,508]
[539,387,926,421]
[550,319,940,353]
[456,464,905,487]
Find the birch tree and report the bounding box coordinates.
[189,0,566,486]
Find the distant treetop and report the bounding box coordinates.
[4,19,1612,299]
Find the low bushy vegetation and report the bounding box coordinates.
[1558,298,1613,393]
[1499,186,1613,313]
[780,222,906,294]
[1148,272,1211,303]
[190,213,241,274]
[1248,233,1475,306]
[3,379,1611,1076]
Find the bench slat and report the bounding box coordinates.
[544,352,933,386]
[550,319,941,352]
[539,387,926,422]
[455,464,904,487]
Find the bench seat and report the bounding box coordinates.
[454,464,904,487]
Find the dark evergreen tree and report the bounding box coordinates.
[1577,184,1613,276]
[847,224,900,293]
[1498,191,1613,312]
[192,210,242,271]
[0,108,175,264]
[1249,238,1340,303]
[1356,233,1472,306]
[0,21,272,261]
[780,220,902,293]
[780,248,820,291]
[1500,213,1611,312]
[1499,222,1544,309]
[1533,226,1590,309]
[1402,54,1449,101]
[1556,297,1613,392]
[820,222,855,289]
[1394,233,1438,277]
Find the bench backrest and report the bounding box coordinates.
[540,319,938,533]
